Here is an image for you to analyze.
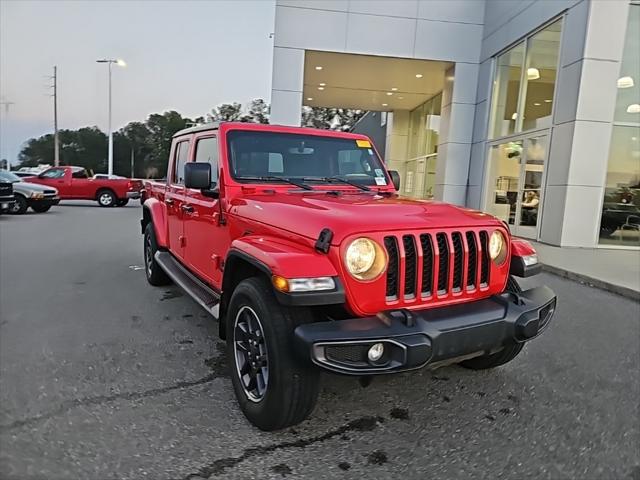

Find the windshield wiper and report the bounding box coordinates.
[236,175,313,191]
[319,176,371,191]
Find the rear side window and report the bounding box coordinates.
[72,169,89,179]
[173,141,190,184]
[194,136,219,184]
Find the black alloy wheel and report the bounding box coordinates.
[233,305,269,402]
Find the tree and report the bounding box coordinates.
[302,107,364,131]
[145,111,193,174]
[241,98,270,124]
[209,102,243,122]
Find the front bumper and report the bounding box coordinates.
[0,196,16,211]
[127,191,142,199]
[294,285,556,375]
[29,196,59,207]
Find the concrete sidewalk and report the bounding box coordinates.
[531,241,640,300]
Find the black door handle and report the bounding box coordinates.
[181,204,194,213]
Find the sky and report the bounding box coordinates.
[0,0,276,165]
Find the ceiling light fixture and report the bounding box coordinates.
[617,76,634,88]
[398,96,404,100]
[415,74,423,78]
[533,102,541,106]
[527,67,540,80]
[544,99,552,103]
[317,86,324,90]
[319,82,326,86]
[627,103,640,114]
[307,97,313,101]
[382,103,388,107]
[315,66,323,70]
[386,92,393,96]
[391,87,398,91]
[511,113,518,120]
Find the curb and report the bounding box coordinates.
[541,264,640,301]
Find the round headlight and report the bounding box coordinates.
[489,230,508,265]
[344,237,387,281]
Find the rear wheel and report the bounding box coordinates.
[143,223,171,286]
[31,204,51,213]
[226,277,320,431]
[10,195,28,215]
[97,190,116,207]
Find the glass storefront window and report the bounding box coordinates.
[489,19,562,139]
[521,19,562,131]
[405,94,441,200]
[599,5,640,247]
[490,42,524,138]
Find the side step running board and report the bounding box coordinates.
[155,251,220,320]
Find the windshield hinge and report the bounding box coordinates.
[315,228,333,254]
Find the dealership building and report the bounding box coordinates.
[269,0,640,249]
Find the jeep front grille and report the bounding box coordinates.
[383,230,491,302]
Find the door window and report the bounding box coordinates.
[194,137,219,184]
[40,168,65,179]
[172,141,190,185]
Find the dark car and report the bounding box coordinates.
[600,202,640,237]
[0,179,16,214]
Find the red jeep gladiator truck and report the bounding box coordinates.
[26,166,143,207]
[142,122,556,431]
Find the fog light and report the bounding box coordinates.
[367,343,385,362]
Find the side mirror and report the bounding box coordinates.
[388,170,400,191]
[184,162,211,190]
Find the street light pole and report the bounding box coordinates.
[96,58,126,176]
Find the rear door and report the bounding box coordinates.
[69,168,93,199]
[184,134,226,287]
[166,138,191,260]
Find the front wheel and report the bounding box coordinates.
[459,343,524,370]
[10,195,28,215]
[143,223,171,286]
[31,204,51,213]
[226,277,320,431]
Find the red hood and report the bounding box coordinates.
[229,190,503,245]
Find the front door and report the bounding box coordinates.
[184,135,225,288]
[485,135,548,239]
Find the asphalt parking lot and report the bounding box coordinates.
[0,203,639,480]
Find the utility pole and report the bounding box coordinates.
[53,66,59,167]
[96,59,126,176]
[0,97,15,170]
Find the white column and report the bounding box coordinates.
[434,63,479,205]
[269,47,304,126]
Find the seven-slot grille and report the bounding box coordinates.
[384,230,491,301]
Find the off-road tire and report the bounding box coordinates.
[97,189,116,207]
[116,199,129,207]
[226,277,320,431]
[10,194,28,215]
[143,222,171,286]
[31,204,51,213]
[459,343,524,370]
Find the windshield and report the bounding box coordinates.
[227,131,389,188]
[0,171,21,183]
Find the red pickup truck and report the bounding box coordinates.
[26,166,143,207]
[141,122,556,431]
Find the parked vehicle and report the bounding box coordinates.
[0,171,60,214]
[25,166,143,207]
[0,179,15,214]
[141,122,557,431]
[12,171,39,178]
